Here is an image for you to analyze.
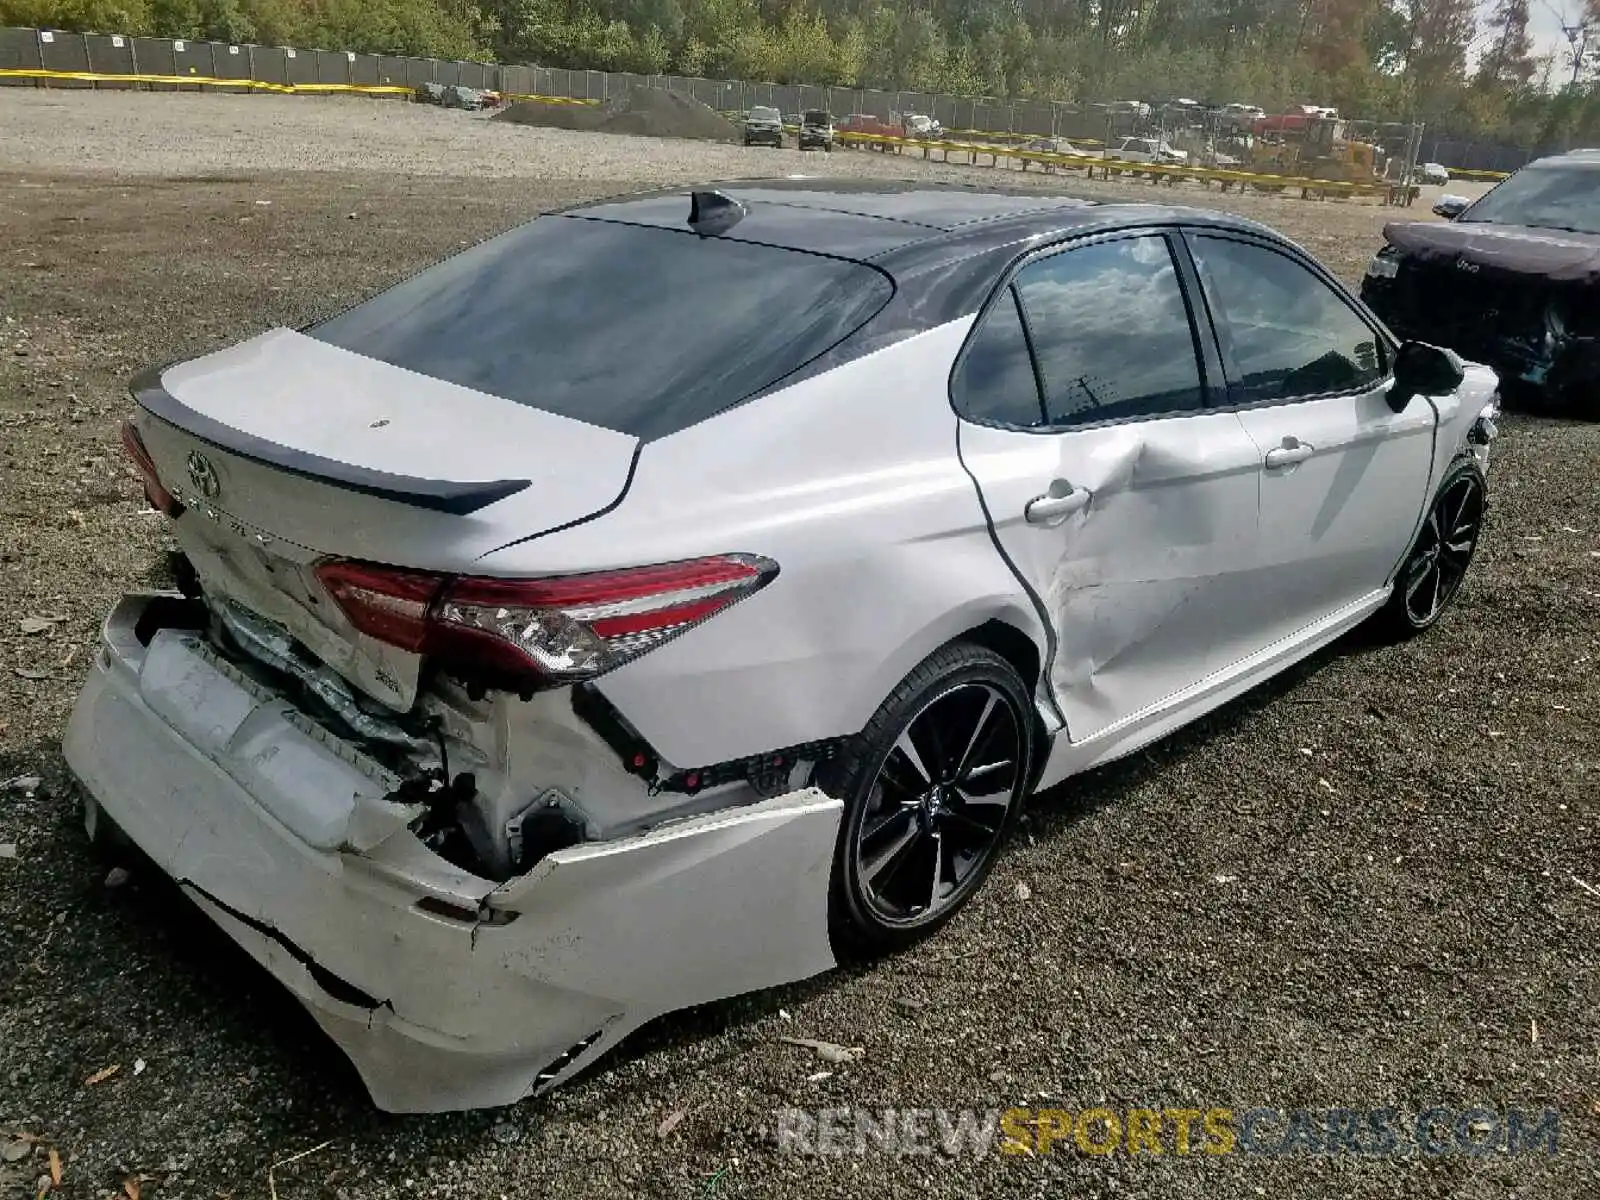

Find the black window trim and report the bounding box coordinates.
[1178,227,1398,414]
[948,224,1215,436]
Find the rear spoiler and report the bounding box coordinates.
[130,364,531,517]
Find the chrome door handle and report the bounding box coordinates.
[1264,438,1315,469]
[1025,482,1091,526]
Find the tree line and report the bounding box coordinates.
[4,0,1598,147]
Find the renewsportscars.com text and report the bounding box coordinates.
[774,1105,1562,1159]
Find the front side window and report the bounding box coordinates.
[1012,234,1206,427]
[1189,235,1384,403]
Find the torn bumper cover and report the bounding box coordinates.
[63,594,842,1112]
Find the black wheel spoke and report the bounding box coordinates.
[861,802,914,847]
[924,832,948,914]
[890,729,934,790]
[962,757,1015,784]
[877,830,936,911]
[941,808,1002,843]
[952,691,1000,780]
[863,819,923,888]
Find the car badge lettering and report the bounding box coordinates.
[1456,258,1480,273]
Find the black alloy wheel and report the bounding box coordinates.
[821,642,1034,955]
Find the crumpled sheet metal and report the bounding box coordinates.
[1029,423,1262,742]
[64,597,844,1112]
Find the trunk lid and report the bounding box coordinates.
[133,327,639,711]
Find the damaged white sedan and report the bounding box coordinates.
[66,180,1500,1112]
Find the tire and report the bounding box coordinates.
[1375,457,1487,639]
[817,642,1035,958]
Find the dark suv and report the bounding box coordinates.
[743,106,785,148]
[1360,149,1600,412]
[798,110,834,152]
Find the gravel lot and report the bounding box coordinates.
[1,89,1596,1200]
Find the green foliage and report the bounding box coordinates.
[6,0,1598,144]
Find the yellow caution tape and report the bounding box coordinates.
[0,66,412,94]
[835,130,1412,195]
[498,93,600,105]
[0,66,614,106]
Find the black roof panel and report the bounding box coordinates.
[562,178,1283,268]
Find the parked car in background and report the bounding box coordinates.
[415,82,446,105]
[1361,148,1600,412]
[743,105,784,148]
[1106,100,1152,118]
[1023,136,1086,156]
[77,179,1498,1114]
[442,85,492,111]
[1107,136,1189,165]
[902,113,944,139]
[1220,102,1266,129]
[1420,162,1450,186]
[798,109,834,151]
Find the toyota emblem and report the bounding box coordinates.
[186,450,221,500]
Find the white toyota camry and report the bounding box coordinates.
[66,180,1500,1112]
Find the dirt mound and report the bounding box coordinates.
[493,88,739,142]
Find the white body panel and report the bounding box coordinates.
[63,598,841,1112]
[1229,383,1437,647]
[486,322,1053,769]
[958,411,1266,743]
[146,329,640,566]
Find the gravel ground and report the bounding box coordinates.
[1,90,1597,1200]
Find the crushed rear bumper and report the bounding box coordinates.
[64,593,842,1112]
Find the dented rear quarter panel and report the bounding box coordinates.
[473,320,1053,770]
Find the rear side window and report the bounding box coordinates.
[1014,234,1205,426]
[309,215,892,441]
[952,287,1045,427]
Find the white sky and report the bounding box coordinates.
[1513,0,1587,73]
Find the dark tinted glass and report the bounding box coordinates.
[1191,235,1383,403]
[309,215,892,441]
[952,286,1045,427]
[1013,235,1204,426]
[1459,164,1600,235]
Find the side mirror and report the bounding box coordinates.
[1388,341,1466,411]
[1432,194,1469,220]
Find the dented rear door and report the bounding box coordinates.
[955,229,1265,744]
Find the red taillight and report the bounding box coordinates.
[315,554,777,691]
[119,420,182,517]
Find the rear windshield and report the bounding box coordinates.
[309,214,893,441]
[804,110,828,123]
[750,107,780,121]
